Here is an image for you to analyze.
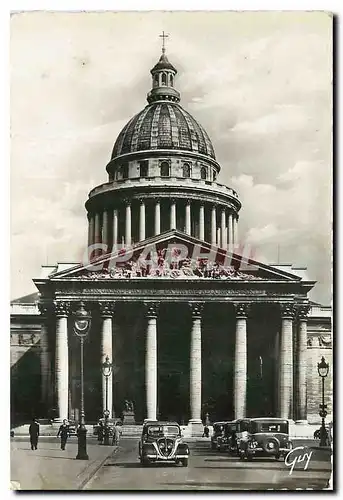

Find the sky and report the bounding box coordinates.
[10,10,332,304]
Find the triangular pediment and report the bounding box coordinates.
[46,230,311,283]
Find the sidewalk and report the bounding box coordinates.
[10,438,116,490]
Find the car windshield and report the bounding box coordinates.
[147,425,180,437]
[214,424,224,433]
[252,421,288,434]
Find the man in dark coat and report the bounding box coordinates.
[29,418,40,450]
[57,419,69,450]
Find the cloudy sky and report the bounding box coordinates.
[10,11,332,304]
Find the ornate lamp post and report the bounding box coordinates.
[73,302,91,460]
[317,356,329,447]
[101,355,113,446]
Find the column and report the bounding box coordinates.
[102,210,109,251]
[185,201,191,235]
[211,205,217,246]
[234,304,249,420]
[221,208,226,248]
[94,212,101,256]
[100,302,114,418]
[227,213,233,248]
[145,303,159,421]
[235,216,239,246]
[155,200,161,235]
[170,200,176,229]
[88,214,95,248]
[139,200,146,241]
[54,301,70,422]
[125,201,131,246]
[231,213,235,246]
[112,208,118,251]
[189,303,204,434]
[296,305,310,422]
[279,304,295,419]
[38,304,50,406]
[199,205,205,241]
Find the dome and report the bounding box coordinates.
[111,102,216,160]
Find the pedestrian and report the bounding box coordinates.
[98,420,104,444]
[29,418,40,450]
[57,419,69,450]
[112,422,122,446]
[202,425,209,438]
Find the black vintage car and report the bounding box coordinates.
[236,418,292,460]
[217,421,238,453]
[138,421,190,467]
[210,421,228,450]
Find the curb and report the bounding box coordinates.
[78,445,118,490]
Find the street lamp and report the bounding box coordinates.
[101,355,113,446]
[317,356,329,447]
[73,302,92,460]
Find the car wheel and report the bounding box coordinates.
[181,458,188,467]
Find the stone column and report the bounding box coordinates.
[112,208,118,251]
[125,201,131,246]
[235,216,239,246]
[100,302,114,418]
[38,304,50,406]
[227,213,233,248]
[102,210,109,251]
[234,304,249,420]
[54,301,70,422]
[139,200,146,241]
[189,303,204,435]
[231,213,235,246]
[94,212,101,256]
[170,200,177,229]
[211,205,217,246]
[185,201,191,235]
[88,214,95,248]
[145,303,159,421]
[279,304,295,419]
[155,200,161,235]
[221,208,226,248]
[296,305,311,422]
[199,205,205,241]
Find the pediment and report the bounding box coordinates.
[47,230,309,283]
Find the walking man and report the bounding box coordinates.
[29,418,40,450]
[112,422,122,446]
[57,419,69,450]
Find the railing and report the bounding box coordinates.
[89,176,239,199]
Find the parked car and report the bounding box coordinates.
[211,421,228,450]
[217,421,238,453]
[67,420,77,436]
[138,421,190,467]
[236,417,292,461]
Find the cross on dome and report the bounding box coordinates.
[159,31,169,54]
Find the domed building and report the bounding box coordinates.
[10,48,332,435]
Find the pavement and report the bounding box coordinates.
[10,436,116,490]
[84,438,332,491]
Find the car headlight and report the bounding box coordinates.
[159,442,165,449]
[167,442,173,450]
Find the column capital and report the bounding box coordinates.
[280,303,297,319]
[124,198,131,206]
[189,302,204,318]
[234,303,250,318]
[53,301,71,317]
[38,302,50,317]
[296,304,311,320]
[144,302,159,318]
[139,198,145,205]
[99,301,115,318]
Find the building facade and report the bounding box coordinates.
[10,48,332,430]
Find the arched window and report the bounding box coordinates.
[170,74,174,87]
[154,74,159,87]
[183,163,191,178]
[121,163,128,179]
[200,166,207,180]
[161,72,167,86]
[139,160,149,177]
[213,170,217,182]
[160,161,170,177]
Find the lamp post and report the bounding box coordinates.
[317,356,329,447]
[101,355,113,446]
[73,302,91,460]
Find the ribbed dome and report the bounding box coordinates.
[112,102,216,160]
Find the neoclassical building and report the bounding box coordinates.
[11,47,332,431]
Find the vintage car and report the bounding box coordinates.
[217,421,238,453]
[236,417,292,460]
[138,421,190,466]
[210,421,228,450]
